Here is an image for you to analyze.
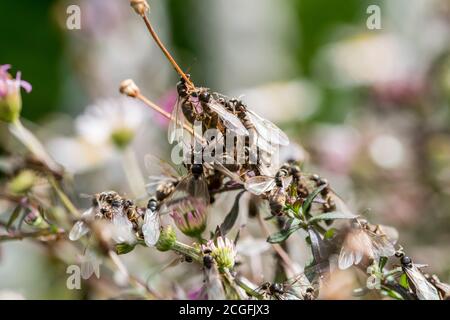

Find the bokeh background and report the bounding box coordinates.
[0,0,449,299]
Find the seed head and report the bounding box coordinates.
[130,0,150,16]
[119,79,140,98]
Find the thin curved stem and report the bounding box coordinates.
[141,15,194,90]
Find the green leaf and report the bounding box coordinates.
[382,289,404,300]
[267,223,302,244]
[6,205,22,231]
[115,242,136,255]
[301,184,328,216]
[219,191,245,236]
[324,228,336,239]
[308,211,356,224]
[379,256,388,270]
[399,273,409,289]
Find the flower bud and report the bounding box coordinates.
[0,65,32,123]
[209,237,236,270]
[7,170,37,194]
[170,198,207,238]
[119,79,140,98]
[156,225,177,252]
[130,0,150,16]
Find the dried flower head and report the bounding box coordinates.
[170,198,207,238]
[0,64,32,123]
[119,79,140,98]
[130,0,150,17]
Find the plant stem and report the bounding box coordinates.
[0,228,65,242]
[171,241,202,263]
[141,15,194,90]
[235,277,264,300]
[48,176,80,219]
[135,92,202,141]
[9,119,61,173]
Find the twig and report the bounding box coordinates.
[135,92,206,144]
[48,176,80,219]
[140,15,195,90]
[0,228,65,242]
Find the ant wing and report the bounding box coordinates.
[207,99,249,136]
[168,96,187,144]
[142,208,161,247]
[69,207,95,241]
[166,174,210,209]
[404,265,440,300]
[80,249,101,280]
[144,154,179,178]
[111,213,135,244]
[245,175,276,195]
[201,262,226,300]
[281,175,293,189]
[211,161,244,184]
[246,109,289,146]
[368,232,396,260]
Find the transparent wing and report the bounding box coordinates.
[211,161,244,184]
[207,99,249,136]
[378,224,399,244]
[247,109,289,146]
[144,154,179,178]
[168,97,187,144]
[142,208,161,247]
[368,233,396,259]
[69,221,89,241]
[404,266,440,300]
[80,250,101,280]
[250,128,275,154]
[166,175,210,209]
[338,247,356,270]
[69,207,95,241]
[111,213,135,244]
[202,263,226,300]
[281,175,293,189]
[244,176,276,195]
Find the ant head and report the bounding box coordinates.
[400,256,412,267]
[191,164,204,176]
[199,90,211,103]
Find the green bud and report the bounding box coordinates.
[116,242,137,255]
[7,170,37,194]
[156,225,177,252]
